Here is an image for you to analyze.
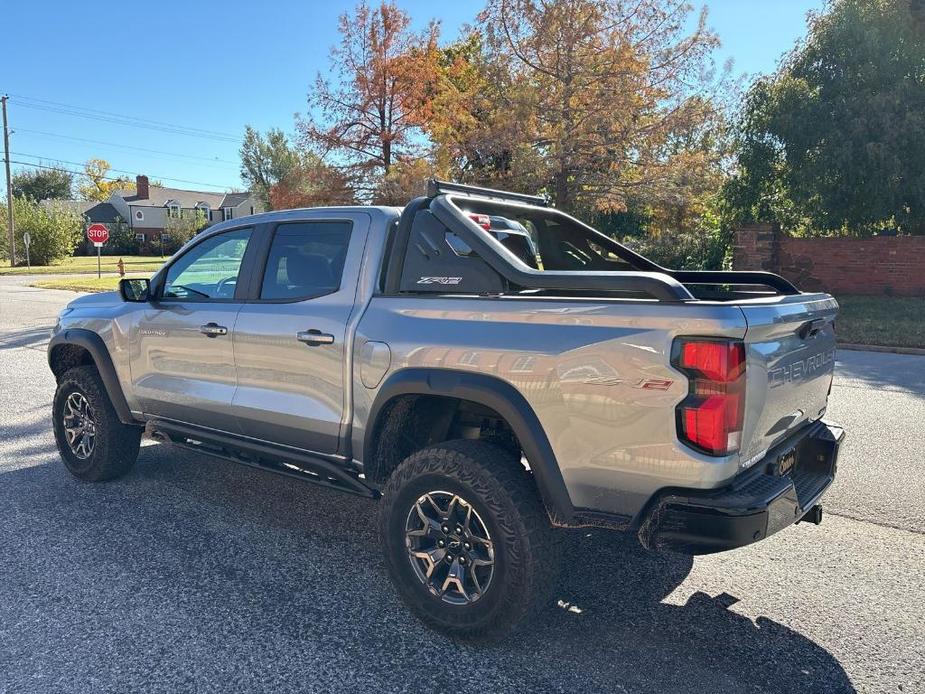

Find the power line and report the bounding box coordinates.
[8,93,240,143]
[15,128,239,167]
[10,93,240,140]
[14,102,241,143]
[9,159,232,193]
[9,156,235,191]
[8,160,130,185]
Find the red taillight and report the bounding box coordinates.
[674,339,745,456]
[679,340,745,381]
[468,213,491,231]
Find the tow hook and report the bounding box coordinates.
[797,504,823,525]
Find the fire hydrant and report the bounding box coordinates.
[117,258,125,277]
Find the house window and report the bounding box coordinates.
[511,356,536,373]
[223,208,233,221]
[196,203,211,221]
[167,201,181,218]
[457,351,480,366]
[160,233,170,242]
[134,210,144,221]
[135,233,145,243]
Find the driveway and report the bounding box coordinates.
[0,277,922,693]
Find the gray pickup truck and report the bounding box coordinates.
[48,180,844,641]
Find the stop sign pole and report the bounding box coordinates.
[86,223,110,278]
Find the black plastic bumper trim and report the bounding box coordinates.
[637,419,845,554]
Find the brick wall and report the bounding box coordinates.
[732,223,779,272]
[733,226,925,296]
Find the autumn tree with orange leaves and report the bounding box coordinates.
[298,2,440,204]
[422,32,546,195]
[250,0,735,268]
[268,155,355,210]
[471,0,730,217]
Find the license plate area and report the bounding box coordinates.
[766,422,842,507]
[775,448,797,476]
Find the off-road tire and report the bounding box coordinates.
[379,439,560,642]
[52,365,141,482]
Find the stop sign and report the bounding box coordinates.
[86,223,110,244]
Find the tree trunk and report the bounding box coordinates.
[382,139,391,174]
[555,169,570,212]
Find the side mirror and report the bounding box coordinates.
[119,278,151,302]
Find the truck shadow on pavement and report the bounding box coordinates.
[0,325,54,350]
[0,416,56,462]
[0,444,855,694]
[538,533,854,692]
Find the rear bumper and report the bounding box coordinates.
[637,420,845,555]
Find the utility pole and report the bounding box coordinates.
[2,95,15,267]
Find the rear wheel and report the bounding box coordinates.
[52,365,141,482]
[379,439,559,641]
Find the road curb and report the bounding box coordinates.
[838,343,925,356]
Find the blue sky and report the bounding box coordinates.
[1,0,823,195]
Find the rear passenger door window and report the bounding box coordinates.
[260,221,353,301]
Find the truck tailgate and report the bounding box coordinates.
[738,293,839,466]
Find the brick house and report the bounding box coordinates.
[78,175,263,245]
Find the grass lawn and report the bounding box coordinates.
[1,255,167,276]
[836,295,925,349]
[30,274,151,293]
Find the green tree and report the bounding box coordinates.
[726,0,925,235]
[616,195,732,270]
[163,209,208,253]
[11,167,73,201]
[101,216,139,255]
[0,198,83,265]
[239,126,303,208]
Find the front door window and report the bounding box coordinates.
[162,227,252,301]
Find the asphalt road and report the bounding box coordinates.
[0,276,922,694]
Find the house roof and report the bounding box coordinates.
[83,202,122,223]
[40,199,97,215]
[218,192,251,208]
[121,186,226,209]
[40,200,124,224]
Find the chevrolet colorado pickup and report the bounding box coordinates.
[48,180,844,641]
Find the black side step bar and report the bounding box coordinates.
[151,420,379,499]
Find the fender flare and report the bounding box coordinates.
[365,368,575,524]
[48,329,136,424]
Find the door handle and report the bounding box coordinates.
[297,329,335,346]
[200,322,228,337]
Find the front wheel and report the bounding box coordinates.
[378,440,559,642]
[52,365,141,482]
